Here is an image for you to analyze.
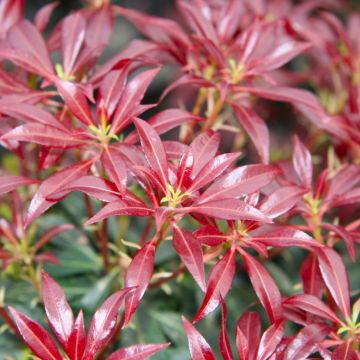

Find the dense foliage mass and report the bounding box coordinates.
[0,0,359,358]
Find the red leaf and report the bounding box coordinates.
[83,287,134,358]
[331,341,359,360]
[194,225,227,247]
[61,12,86,75]
[133,118,169,189]
[176,147,194,189]
[219,301,234,360]
[259,186,305,219]
[25,159,93,226]
[0,175,37,196]
[257,321,285,360]
[292,136,313,190]
[124,240,157,325]
[41,272,74,349]
[34,2,58,33]
[34,224,74,252]
[233,105,269,164]
[317,247,351,319]
[240,250,283,323]
[235,311,260,360]
[300,253,324,298]
[182,317,216,360]
[198,164,278,203]
[283,324,329,360]
[194,248,236,322]
[8,306,62,360]
[172,224,206,292]
[102,148,127,194]
[107,343,170,360]
[66,310,86,360]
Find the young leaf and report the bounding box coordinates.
[331,341,359,360]
[292,136,313,190]
[300,253,324,298]
[194,248,236,322]
[41,271,74,349]
[257,321,285,360]
[102,148,127,194]
[194,225,227,246]
[107,343,170,360]
[172,224,206,292]
[0,175,37,196]
[219,300,234,360]
[8,306,62,360]
[66,310,86,360]
[182,317,216,360]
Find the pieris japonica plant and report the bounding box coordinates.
[0,0,359,359]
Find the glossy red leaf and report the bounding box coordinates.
[66,310,86,360]
[172,224,206,292]
[235,311,260,360]
[331,341,359,360]
[259,186,305,218]
[194,248,236,322]
[219,300,234,360]
[0,175,37,196]
[198,164,278,203]
[41,271,74,349]
[176,147,194,189]
[34,2,58,33]
[83,287,134,358]
[0,0,24,35]
[283,324,329,360]
[8,306,62,360]
[107,343,170,360]
[257,321,285,360]
[317,247,351,319]
[182,317,216,360]
[133,118,169,188]
[293,136,313,190]
[102,148,127,194]
[233,105,269,164]
[194,225,227,247]
[300,253,324,298]
[240,250,283,323]
[124,240,157,325]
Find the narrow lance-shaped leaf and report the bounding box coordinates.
[194,248,236,322]
[107,343,170,360]
[102,147,127,194]
[8,306,62,360]
[219,300,234,360]
[83,287,135,359]
[172,224,206,292]
[34,2,58,33]
[257,320,285,360]
[300,253,324,298]
[124,240,157,325]
[0,175,37,196]
[182,317,216,360]
[317,247,351,319]
[41,271,74,349]
[331,341,359,360]
[240,250,283,323]
[293,136,313,190]
[66,310,86,360]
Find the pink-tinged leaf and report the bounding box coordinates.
[317,247,351,319]
[184,198,272,222]
[292,136,313,190]
[236,311,260,360]
[55,80,94,126]
[133,118,168,188]
[283,324,329,360]
[124,240,157,325]
[189,152,240,192]
[6,20,54,77]
[67,311,86,360]
[26,160,93,226]
[163,141,188,160]
[62,12,86,75]
[259,186,305,219]
[107,343,170,360]
[0,176,37,196]
[198,165,279,203]
[126,109,202,144]
[300,253,324,298]
[220,301,234,360]
[83,287,134,358]
[194,248,236,322]
[34,2,58,33]
[1,124,85,148]
[327,187,360,207]
[194,225,227,247]
[257,321,285,360]
[41,272,74,349]
[0,0,24,35]
[233,105,269,164]
[102,148,127,194]
[283,294,341,324]
[172,224,206,292]
[182,317,216,360]
[190,131,220,178]
[240,250,283,323]
[176,147,194,189]
[112,68,160,134]
[247,225,320,250]
[8,306,62,360]
[331,341,359,360]
[86,200,153,225]
[34,224,74,252]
